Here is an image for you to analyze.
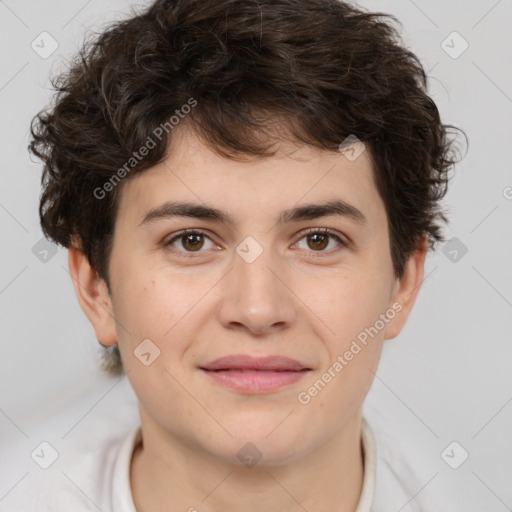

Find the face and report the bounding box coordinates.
[72,127,425,465]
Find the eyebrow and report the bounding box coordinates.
[138,199,367,228]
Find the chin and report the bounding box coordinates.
[207,421,310,466]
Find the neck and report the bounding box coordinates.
[130,411,365,512]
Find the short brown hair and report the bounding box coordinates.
[29,0,466,376]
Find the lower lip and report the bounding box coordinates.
[201,369,309,393]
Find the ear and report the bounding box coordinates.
[68,242,117,347]
[384,233,428,340]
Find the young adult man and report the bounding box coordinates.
[25,0,464,509]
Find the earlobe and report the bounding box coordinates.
[384,234,429,340]
[68,244,117,347]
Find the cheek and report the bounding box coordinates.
[299,277,388,415]
[111,250,163,316]
[110,262,214,362]
[314,271,393,344]
[109,263,170,350]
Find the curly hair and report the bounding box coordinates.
[29,0,466,376]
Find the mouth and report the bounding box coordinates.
[199,355,312,393]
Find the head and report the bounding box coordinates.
[30,0,464,464]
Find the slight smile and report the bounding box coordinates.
[199,354,312,393]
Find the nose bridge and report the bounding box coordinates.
[217,236,296,334]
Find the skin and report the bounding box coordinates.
[69,126,427,512]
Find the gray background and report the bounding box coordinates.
[1,0,511,509]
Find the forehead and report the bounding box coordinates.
[116,128,384,231]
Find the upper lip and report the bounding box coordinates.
[200,355,311,371]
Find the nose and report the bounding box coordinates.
[216,247,298,336]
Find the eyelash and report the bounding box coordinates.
[164,228,347,259]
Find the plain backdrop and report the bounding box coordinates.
[1,0,511,509]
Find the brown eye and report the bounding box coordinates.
[181,233,204,251]
[166,229,216,256]
[295,228,346,254]
[306,232,329,251]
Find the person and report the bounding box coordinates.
[23,0,465,510]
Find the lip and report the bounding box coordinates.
[201,354,310,372]
[199,355,312,393]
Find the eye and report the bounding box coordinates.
[293,228,347,255]
[165,229,217,257]
[164,227,347,259]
